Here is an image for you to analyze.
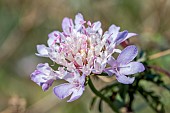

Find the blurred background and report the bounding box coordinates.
[0,0,170,113]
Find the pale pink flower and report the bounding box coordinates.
[31,13,144,102]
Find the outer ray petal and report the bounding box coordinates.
[35,44,48,57]
[115,30,128,44]
[62,17,73,35]
[30,63,56,91]
[107,56,116,67]
[116,75,135,84]
[47,31,64,46]
[104,24,120,45]
[117,45,138,64]
[67,87,84,102]
[53,83,74,99]
[119,62,145,75]
[75,13,84,25]
[92,21,101,31]
[125,33,138,40]
[108,24,120,39]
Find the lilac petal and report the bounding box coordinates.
[98,28,103,36]
[117,45,138,64]
[55,67,68,79]
[81,65,92,76]
[61,72,85,102]
[31,63,56,91]
[116,75,135,84]
[125,33,138,40]
[75,13,84,31]
[72,69,82,80]
[31,70,46,86]
[74,13,84,25]
[115,30,128,44]
[48,31,63,46]
[63,70,81,83]
[108,24,120,35]
[107,56,116,67]
[106,42,116,54]
[35,45,48,57]
[79,74,86,84]
[42,83,49,91]
[87,21,91,26]
[92,58,106,74]
[31,63,51,85]
[119,62,145,75]
[42,79,54,91]
[62,72,75,83]
[104,67,116,76]
[67,87,84,102]
[48,31,58,46]
[92,21,101,31]
[53,83,74,100]
[107,24,120,42]
[92,59,101,74]
[62,17,73,35]
[36,63,51,75]
[74,53,83,66]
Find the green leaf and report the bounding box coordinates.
[119,84,129,102]
[112,99,125,110]
[98,99,103,112]
[90,96,97,110]
[142,70,170,91]
[138,85,165,113]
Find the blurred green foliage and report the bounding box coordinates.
[0,0,170,113]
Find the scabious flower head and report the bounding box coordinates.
[31,13,145,102]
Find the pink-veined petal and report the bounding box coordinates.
[62,17,73,35]
[48,31,63,46]
[74,53,83,66]
[75,13,84,25]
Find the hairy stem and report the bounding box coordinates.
[88,77,119,113]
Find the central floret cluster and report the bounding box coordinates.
[31,13,145,102]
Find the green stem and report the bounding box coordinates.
[88,77,119,113]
